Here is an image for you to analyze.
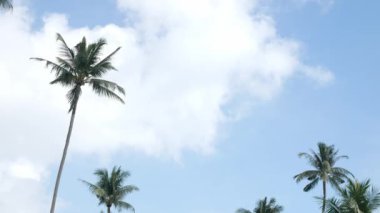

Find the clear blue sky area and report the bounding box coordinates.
[28,0,380,212]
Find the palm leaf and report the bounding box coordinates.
[0,0,12,9]
[90,47,121,77]
[236,208,251,213]
[56,33,75,62]
[30,57,72,77]
[50,70,75,86]
[87,38,107,66]
[115,201,135,212]
[90,80,125,103]
[66,85,82,112]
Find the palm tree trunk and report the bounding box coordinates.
[50,101,78,213]
[107,206,111,213]
[322,180,327,213]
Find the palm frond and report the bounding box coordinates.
[294,170,319,183]
[56,33,75,62]
[304,178,320,192]
[323,197,342,213]
[117,185,139,199]
[66,85,82,112]
[87,38,107,65]
[30,57,72,77]
[298,152,319,169]
[56,57,75,72]
[331,167,354,179]
[367,186,380,210]
[50,70,75,86]
[0,0,12,10]
[90,47,121,77]
[90,80,125,103]
[236,208,251,213]
[115,201,135,212]
[90,78,125,95]
[81,179,107,198]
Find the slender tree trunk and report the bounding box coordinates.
[50,101,78,213]
[322,180,327,213]
[107,206,111,213]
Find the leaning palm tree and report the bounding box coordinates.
[31,33,125,213]
[325,179,380,213]
[82,166,138,213]
[294,142,353,213]
[236,197,283,213]
[0,0,12,10]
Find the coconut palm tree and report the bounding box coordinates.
[236,197,284,213]
[294,142,353,213]
[325,179,380,213]
[0,0,12,10]
[325,197,342,213]
[31,33,125,213]
[82,166,138,213]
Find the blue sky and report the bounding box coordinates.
[1,0,380,212]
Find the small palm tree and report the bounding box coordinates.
[294,142,353,213]
[325,179,380,213]
[31,33,125,213]
[0,0,12,10]
[82,166,138,213]
[236,197,283,213]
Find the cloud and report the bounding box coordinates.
[301,65,334,85]
[0,0,333,211]
[9,159,45,181]
[0,159,48,213]
[290,0,335,10]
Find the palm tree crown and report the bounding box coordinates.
[294,142,353,213]
[82,166,138,213]
[32,33,125,111]
[237,197,283,213]
[325,179,380,213]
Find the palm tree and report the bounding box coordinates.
[325,179,380,213]
[294,142,353,213]
[325,197,342,213]
[31,33,125,213]
[82,166,138,213]
[0,0,12,10]
[236,197,284,213]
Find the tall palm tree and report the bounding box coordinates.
[236,197,284,213]
[294,142,353,213]
[0,0,12,10]
[325,179,380,213]
[31,33,125,213]
[82,166,138,213]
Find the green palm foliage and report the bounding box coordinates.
[0,0,12,10]
[236,197,284,213]
[82,166,138,213]
[325,179,380,213]
[31,33,125,213]
[294,142,352,213]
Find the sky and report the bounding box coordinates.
[0,0,380,212]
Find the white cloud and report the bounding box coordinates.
[301,65,334,85]
[0,1,333,211]
[0,160,48,213]
[9,159,45,181]
[290,0,335,10]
